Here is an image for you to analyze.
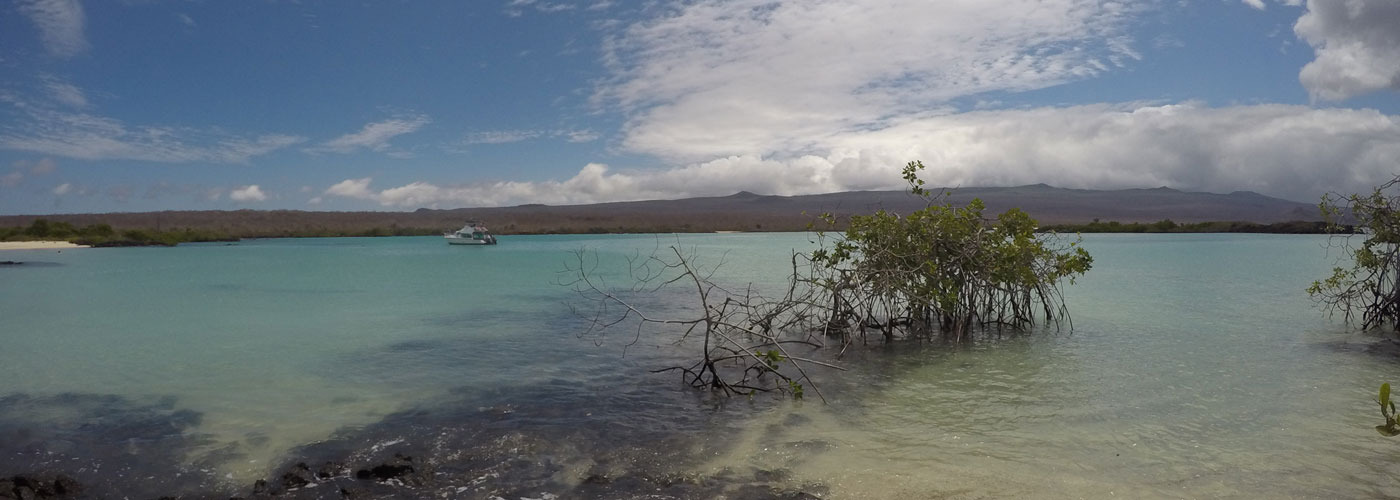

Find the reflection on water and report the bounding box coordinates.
[3,234,1400,497]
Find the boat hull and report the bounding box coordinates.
[445,237,493,245]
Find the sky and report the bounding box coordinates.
[1,0,1398,214]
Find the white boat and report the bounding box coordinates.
[444,221,498,245]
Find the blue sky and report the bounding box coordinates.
[1,0,1398,214]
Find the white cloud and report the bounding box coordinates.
[52,182,71,195]
[0,93,306,163]
[309,115,431,154]
[1242,0,1267,10]
[229,185,267,202]
[324,103,1400,208]
[39,74,87,108]
[1295,0,1400,101]
[458,128,601,147]
[463,130,542,145]
[324,177,375,199]
[597,0,1146,162]
[564,129,600,143]
[177,13,196,28]
[536,3,576,13]
[17,0,87,58]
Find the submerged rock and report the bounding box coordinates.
[354,454,417,483]
[279,463,316,490]
[315,462,346,480]
[0,475,82,499]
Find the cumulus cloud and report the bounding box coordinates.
[229,185,267,202]
[323,103,1400,208]
[324,177,375,199]
[597,0,1146,162]
[17,0,87,58]
[52,182,71,195]
[309,115,431,154]
[1,172,22,187]
[1295,0,1400,101]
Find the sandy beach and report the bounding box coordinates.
[0,241,90,250]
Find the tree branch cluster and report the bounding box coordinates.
[1311,176,1400,331]
[561,162,1094,399]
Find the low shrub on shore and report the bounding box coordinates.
[1,219,237,247]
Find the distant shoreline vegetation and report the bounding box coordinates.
[2,217,1344,247]
[1039,219,1346,234]
[0,219,239,247]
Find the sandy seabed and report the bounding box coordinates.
[0,241,89,251]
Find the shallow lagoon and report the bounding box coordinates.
[3,233,1400,498]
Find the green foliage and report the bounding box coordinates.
[25,219,67,238]
[1310,176,1400,331]
[566,160,1095,400]
[810,161,1092,339]
[788,380,804,400]
[1379,383,1399,436]
[1,219,238,247]
[759,349,785,371]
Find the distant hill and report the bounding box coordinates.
[0,185,1320,236]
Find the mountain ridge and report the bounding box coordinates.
[0,185,1321,236]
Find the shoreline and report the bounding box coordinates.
[0,241,89,251]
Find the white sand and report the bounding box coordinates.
[0,241,90,250]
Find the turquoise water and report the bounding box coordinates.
[3,233,1400,497]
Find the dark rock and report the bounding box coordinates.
[0,475,82,500]
[581,474,610,484]
[50,475,80,497]
[355,453,415,482]
[251,479,271,496]
[0,261,21,266]
[279,462,316,489]
[316,461,346,479]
